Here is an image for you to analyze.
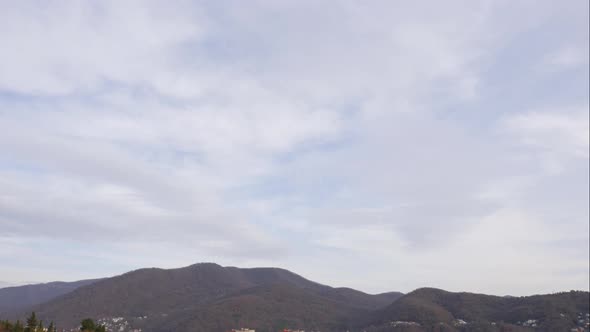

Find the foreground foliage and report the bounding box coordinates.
[1,313,104,332]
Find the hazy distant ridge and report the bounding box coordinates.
[0,279,100,314]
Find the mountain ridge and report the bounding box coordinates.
[1,264,588,332]
[4,263,403,331]
[0,279,101,314]
[365,287,590,331]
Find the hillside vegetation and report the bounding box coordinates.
[1,265,588,332]
[365,287,590,331]
[0,280,100,314]
[5,263,402,332]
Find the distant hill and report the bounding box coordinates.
[364,287,590,331]
[0,282,13,290]
[3,265,588,332]
[0,279,100,314]
[9,263,402,332]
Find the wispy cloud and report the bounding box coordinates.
[0,0,588,295]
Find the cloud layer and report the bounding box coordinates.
[0,0,588,295]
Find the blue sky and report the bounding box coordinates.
[0,0,588,295]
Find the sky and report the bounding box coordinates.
[0,0,588,296]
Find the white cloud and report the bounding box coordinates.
[0,1,203,95]
[544,46,589,70]
[503,108,590,163]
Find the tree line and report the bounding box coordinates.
[0,312,105,332]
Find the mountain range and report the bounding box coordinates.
[0,263,588,332]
